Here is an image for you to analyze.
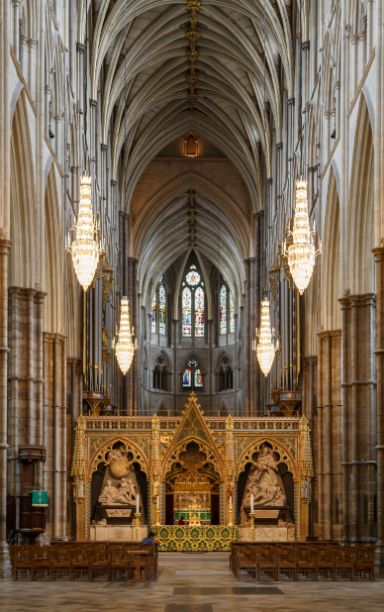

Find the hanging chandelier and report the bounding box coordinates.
[115,297,137,375]
[67,175,101,291]
[253,298,279,377]
[283,178,319,294]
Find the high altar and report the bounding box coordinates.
[72,394,313,551]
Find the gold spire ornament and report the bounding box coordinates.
[115,297,137,375]
[67,175,102,291]
[253,298,279,376]
[283,178,320,294]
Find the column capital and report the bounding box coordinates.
[0,238,11,255]
[373,246,384,262]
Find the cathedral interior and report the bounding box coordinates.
[0,0,384,609]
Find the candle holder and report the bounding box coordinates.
[227,506,233,527]
[155,505,161,526]
[249,511,255,541]
[134,511,141,527]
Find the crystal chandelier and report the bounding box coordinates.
[115,297,137,375]
[67,175,101,291]
[283,178,319,294]
[253,298,279,376]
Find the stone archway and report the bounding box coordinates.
[163,439,222,526]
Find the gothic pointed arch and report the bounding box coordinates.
[161,394,225,480]
[9,93,37,288]
[89,437,150,479]
[179,254,207,338]
[348,94,374,294]
[321,167,341,330]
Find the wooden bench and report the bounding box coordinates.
[231,542,375,582]
[9,542,158,582]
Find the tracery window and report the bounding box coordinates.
[219,285,227,334]
[229,292,235,333]
[181,264,205,338]
[219,283,235,335]
[151,278,167,335]
[182,357,203,389]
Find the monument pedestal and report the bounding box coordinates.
[89,524,148,541]
[240,525,295,542]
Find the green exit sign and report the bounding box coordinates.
[31,490,49,507]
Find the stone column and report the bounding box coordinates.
[373,247,384,566]
[317,331,343,540]
[244,212,264,415]
[302,355,317,537]
[66,357,82,538]
[8,288,46,488]
[340,293,376,543]
[0,238,11,551]
[43,333,67,540]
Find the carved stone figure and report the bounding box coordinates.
[115,475,137,504]
[98,479,121,505]
[98,468,140,506]
[242,444,287,511]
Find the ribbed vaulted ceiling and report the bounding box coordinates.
[85,0,296,301]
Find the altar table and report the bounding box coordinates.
[152,525,239,552]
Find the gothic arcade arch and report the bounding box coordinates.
[321,167,341,330]
[44,165,64,334]
[348,95,375,294]
[9,93,38,288]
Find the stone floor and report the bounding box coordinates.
[1,552,384,611]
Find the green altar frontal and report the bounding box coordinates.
[152,525,239,552]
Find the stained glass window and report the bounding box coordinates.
[182,367,192,387]
[181,264,205,337]
[194,287,205,337]
[159,284,167,335]
[183,358,203,389]
[151,293,157,334]
[151,279,167,335]
[182,287,192,337]
[218,282,235,336]
[219,285,227,334]
[229,292,235,333]
[194,368,203,387]
[186,265,200,286]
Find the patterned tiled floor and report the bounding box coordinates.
[1,552,383,611]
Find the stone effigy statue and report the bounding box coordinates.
[98,468,139,506]
[242,444,287,512]
[98,479,122,505]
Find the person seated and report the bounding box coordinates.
[141,531,156,545]
[178,516,186,525]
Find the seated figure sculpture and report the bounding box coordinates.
[243,444,287,511]
[98,470,138,506]
[98,479,121,505]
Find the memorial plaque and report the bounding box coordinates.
[254,509,279,519]
[106,508,132,518]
